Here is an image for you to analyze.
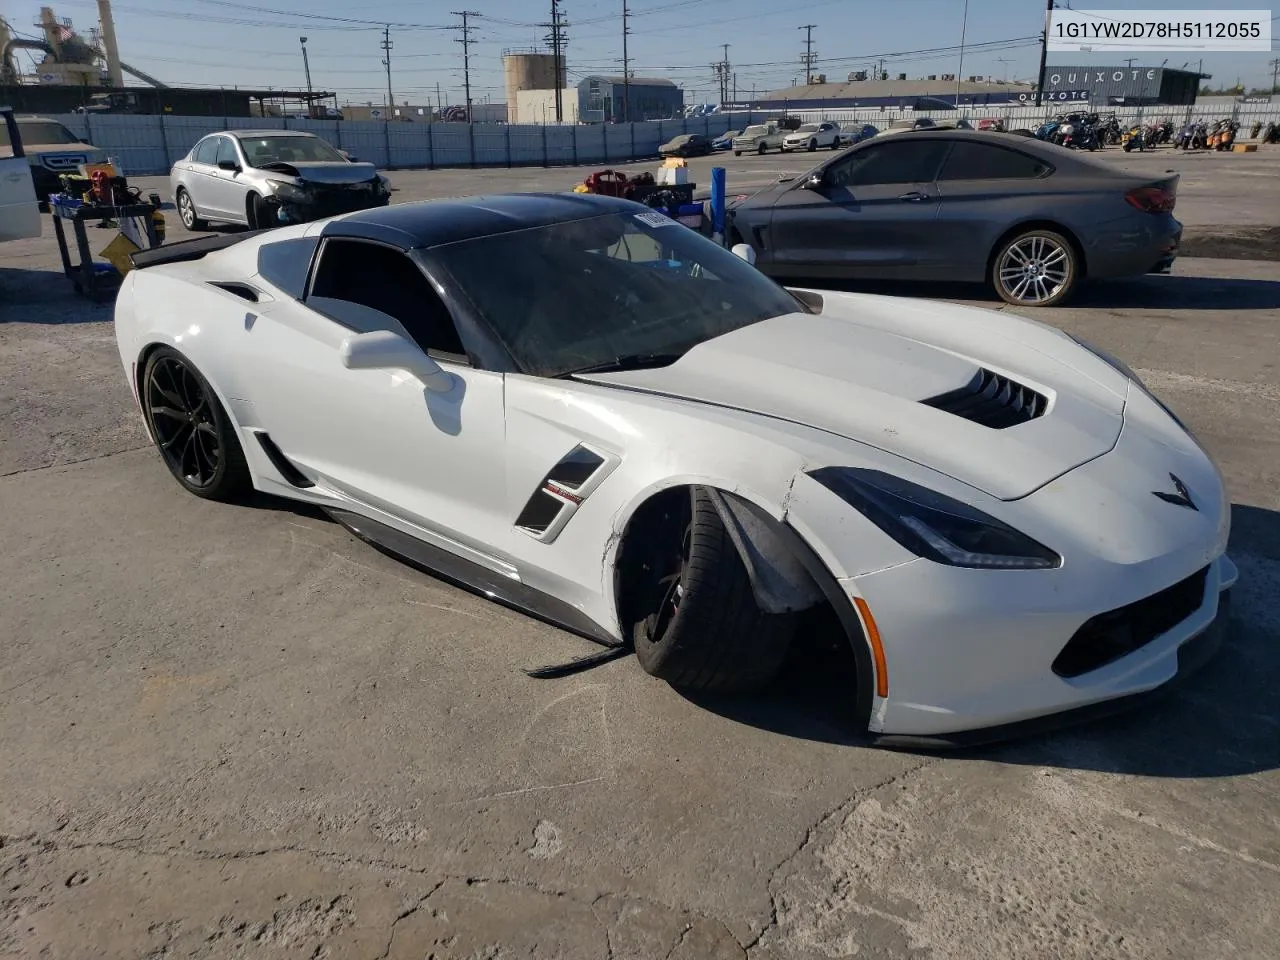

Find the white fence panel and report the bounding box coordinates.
[544,125,576,165]
[508,124,545,165]
[430,124,471,167]
[472,125,508,166]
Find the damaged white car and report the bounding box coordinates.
[113,193,1235,746]
[171,129,389,231]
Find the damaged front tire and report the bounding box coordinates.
[628,486,796,693]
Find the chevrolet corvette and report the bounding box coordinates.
[114,193,1236,746]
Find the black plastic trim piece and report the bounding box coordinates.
[515,489,565,533]
[253,432,314,488]
[546,446,605,490]
[209,281,260,303]
[325,508,621,648]
[872,591,1231,751]
[130,229,270,269]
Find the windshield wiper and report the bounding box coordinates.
[562,352,685,377]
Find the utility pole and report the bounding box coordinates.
[955,0,969,107]
[621,0,631,122]
[435,80,443,118]
[299,36,313,115]
[995,57,1012,82]
[453,10,479,124]
[542,1,567,122]
[721,44,730,105]
[1035,0,1053,106]
[1270,58,1280,94]
[799,24,817,82]
[380,25,393,115]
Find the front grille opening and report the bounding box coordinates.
[921,368,1048,429]
[1052,566,1209,678]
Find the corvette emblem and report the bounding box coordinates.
[1153,473,1197,511]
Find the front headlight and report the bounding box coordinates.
[270,181,311,203]
[808,467,1062,570]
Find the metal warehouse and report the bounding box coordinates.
[576,76,683,122]
[1044,65,1208,106]
[742,78,1036,111]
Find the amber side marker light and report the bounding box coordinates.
[853,596,889,699]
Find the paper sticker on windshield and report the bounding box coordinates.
[634,210,676,228]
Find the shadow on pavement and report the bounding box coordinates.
[0,268,113,321]
[797,272,1280,312]
[681,503,1280,779]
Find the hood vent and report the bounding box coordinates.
[921,368,1048,428]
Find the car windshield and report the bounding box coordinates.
[795,124,820,133]
[237,135,345,167]
[7,120,80,145]
[741,125,767,137]
[428,211,806,378]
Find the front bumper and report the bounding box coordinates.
[274,184,390,223]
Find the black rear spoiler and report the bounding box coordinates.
[129,228,271,270]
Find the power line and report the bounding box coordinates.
[621,0,631,122]
[452,10,481,123]
[799,24,817,81]
[380,24,393,112]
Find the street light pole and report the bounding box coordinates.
[299,36,313,116]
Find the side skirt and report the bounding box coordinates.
[324,507,623,650]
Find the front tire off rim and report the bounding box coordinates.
[146,355,220,488]
[997,234,1070,305]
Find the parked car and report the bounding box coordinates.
[727,130,1181,307]
[171,130,390,231]
[840,123,880,145]
[0,107,41,242]
[712,129,741,150]
[658,134,713,158]
[5,115,110,207]
[782,122,843,152]
[732,123,786,156]
[115,192,1234,744]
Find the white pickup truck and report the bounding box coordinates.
[0,107,41,243]
[731,123,786,156]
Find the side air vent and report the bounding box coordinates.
[254,432,314,488]
[515,490,565,534]
[209,281,261,303]
[921,368,1048,429]
[515,444,612,541]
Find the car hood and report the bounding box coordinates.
[258,160,378,184]
[24,143,106,157]
[577,292,1130,501]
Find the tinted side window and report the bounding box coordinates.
[939,142,1052,181]
[215,138,239,167]
[256,236,318,299]
[827,140,950,188]
[192,137,219,165]
[309,239,466,358]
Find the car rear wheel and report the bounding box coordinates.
[141,346,250,502]
[175,187,207,231]
[992,229,1078,307]
[757,143,767,155]
[630,487,795,694]
[733,150,741,157]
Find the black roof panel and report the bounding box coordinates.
[320,192,644,249]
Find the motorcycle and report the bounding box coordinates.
[1208,119,1239,150]
[1174,122,1208,150]
[1121,125,1148,152]
[1263,121,1280,144]
[1250,121,1263,139]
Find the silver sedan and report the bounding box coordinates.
[171,130,390,231]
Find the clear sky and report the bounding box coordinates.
[8,0,1279,106]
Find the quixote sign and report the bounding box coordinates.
[1016,90,1091,102]
[1050,68,1157,84]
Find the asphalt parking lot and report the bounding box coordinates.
[2,145,1278,959]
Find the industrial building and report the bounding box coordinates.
[1042,65,1209,106]
[744,74,1035,111]
[577,75,682,122]
[503,48,566,124]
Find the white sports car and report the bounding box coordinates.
[113,193,1236,746]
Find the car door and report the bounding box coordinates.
[764,137,951,279]
[931,139,1057,281]
[181,135,227,217]
[207,136,250,222]
[0,110,40,242]
[240,235,514,571]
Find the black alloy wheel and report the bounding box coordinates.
[141,347,250,500]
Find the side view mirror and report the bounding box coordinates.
[801,172,825,190]
[340,329,454,393]
[217,159,240,172]
[731,243,757,266]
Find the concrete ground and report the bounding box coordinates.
[1,146,1278,960]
